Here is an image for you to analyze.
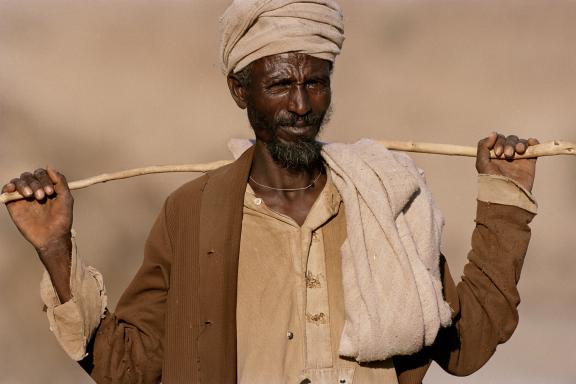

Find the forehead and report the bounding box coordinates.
[250,53,332,79]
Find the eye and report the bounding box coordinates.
[306,79,329,90]
[306,80,319,88]
[268,80,291,91]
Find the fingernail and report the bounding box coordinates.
[35,190,45,199]
[45,186,54,195]
[24,187,33,196]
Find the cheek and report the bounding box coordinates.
[311,90,331,112]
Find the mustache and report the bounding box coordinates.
[274,111,325,127]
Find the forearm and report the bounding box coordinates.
[40,232,107,361]
[38,235,73,303]
[434,201,535,375]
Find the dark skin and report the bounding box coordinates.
[228,53,332,225]
[3,52,538,303]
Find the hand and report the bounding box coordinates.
[2,167,74,260]
[476,132,539,192]
[3,167,74,301]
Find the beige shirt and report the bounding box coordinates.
[39,173,537,380]
[237,176,398,384]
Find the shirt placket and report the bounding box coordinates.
[302,227,333,369]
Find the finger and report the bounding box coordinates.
[11,177,34,198]
[47,167,71,195]
[515,139,528,154]
[20,172,45,200]
[493,133,507,157]
[34,168,55,196]
[527,137,540,146]
[476,133,496,170]
[484,131,498,149]
[503,135,519,160]
[2,182,16,194]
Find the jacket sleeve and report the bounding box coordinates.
[430,200,535,375]
[80,199,173,384]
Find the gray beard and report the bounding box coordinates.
[265,105,332,170]
[266,139,324,170]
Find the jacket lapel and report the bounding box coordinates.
[197,145,254,383]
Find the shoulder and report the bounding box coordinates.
[166,174,208,207]
[163,156,248,214]
[164,166,226,208]
[390,151,426,178]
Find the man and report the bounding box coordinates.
[2,0,539,383]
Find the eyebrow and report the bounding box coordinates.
[264,72,330,84]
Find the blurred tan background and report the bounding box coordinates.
[1,0,575,383]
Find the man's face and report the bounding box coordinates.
[238,53,333,169]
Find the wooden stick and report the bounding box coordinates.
[378,139,576,158]
[2,140,574,204]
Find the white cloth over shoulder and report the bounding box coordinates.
[322,139,452,361]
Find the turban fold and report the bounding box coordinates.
[220,0,345,74]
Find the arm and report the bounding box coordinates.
[81,200,172,383]
[3,168,171,383]
[433,200,534,375]
[432,133,539,375]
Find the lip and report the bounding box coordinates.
[277,125,317,140]
[281,125,313,133]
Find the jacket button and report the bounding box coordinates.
[287,331,294,340]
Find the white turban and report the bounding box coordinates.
[220,0,345,74]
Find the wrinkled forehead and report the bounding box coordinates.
[250,53,333,80]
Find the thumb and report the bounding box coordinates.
[46,167,71,195]
[476,132,497,172]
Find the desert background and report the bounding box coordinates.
[0,0,575,383]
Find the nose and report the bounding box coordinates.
[287,84,311,116]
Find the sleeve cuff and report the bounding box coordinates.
[39,230,108,361]
[477,174,538,214]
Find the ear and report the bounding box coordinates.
[227,74,248,109]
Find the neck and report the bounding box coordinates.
[249,138,328,226]
[250,139,324,194]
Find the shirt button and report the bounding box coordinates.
[287,331,294,340]
[339,380,347,384]
[254,197,262,205]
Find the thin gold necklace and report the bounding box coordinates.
[249,172,322,191]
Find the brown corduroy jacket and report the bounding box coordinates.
[81,146,535,384]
